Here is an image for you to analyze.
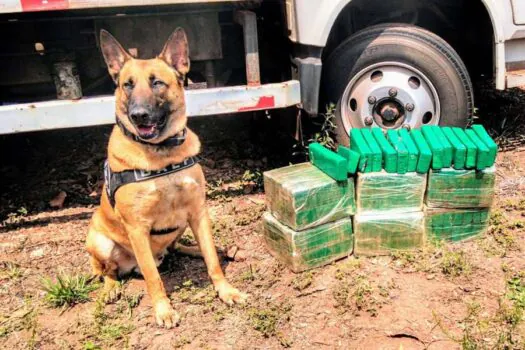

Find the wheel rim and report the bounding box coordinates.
[340,61,441,132]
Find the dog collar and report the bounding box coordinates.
[116,117,187,148]
[104,156,198,209]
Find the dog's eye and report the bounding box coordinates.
[153,80,166,88]
[123,81,134,90]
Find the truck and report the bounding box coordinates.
[0,0,524,146]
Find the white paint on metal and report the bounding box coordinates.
[0,0,21,13]
[511,0,525,25]
[0,80,300,134]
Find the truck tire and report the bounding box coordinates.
[322,23,473,146]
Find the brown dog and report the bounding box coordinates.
[86,28,247,328]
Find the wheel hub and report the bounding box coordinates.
[340,62,441,132]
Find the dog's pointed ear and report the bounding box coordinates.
[159,27,190,77]
[100,29,131,83]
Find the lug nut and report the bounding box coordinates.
[367,96,376,104]
[364,116,373,126]
[402,124,411,131]
[388,88,397,97]
[405,103,415,112]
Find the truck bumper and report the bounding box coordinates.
[0,80,300,135]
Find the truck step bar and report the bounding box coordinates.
[0,80,300,135]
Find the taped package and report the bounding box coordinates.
[354,212,425,256]
[425,166,496,208]
[262,212,353,272]
[356,171,427,215]
[263,162,356,231]
[425,208,490,242]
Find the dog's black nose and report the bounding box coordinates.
[130,108,151,124]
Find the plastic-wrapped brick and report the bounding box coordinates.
[356,171,427,215]
[354,212,425,256]
[263,212,353,272]
[263,163,356,231]
[425,208,490,242]
[426,166,496,208]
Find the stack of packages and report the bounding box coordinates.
[423,125,497,241]
[262,125,497,272]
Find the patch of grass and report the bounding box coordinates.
[41,273,99,307]
[440,250,472,277]
[88,299,134,347]
[0,262,23,280]
[115,291,142,319]
[291,271,313,291]
[174,279,216,305]
[248,302,292,337]
[333,260,394,317]
[0,300,39,348]
[233,203,265,226]
[435,270,525,349]
[501,198,525,211]
[481,210,520,256]
[83,341,101,350]
[308,103,337,150]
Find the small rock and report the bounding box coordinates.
[234,250,247,262]
[30,248,45,258]
[226,245,239,260]
[49,191,67,208]
[426,274,435,280]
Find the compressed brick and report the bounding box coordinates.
[361,128,382,172]
[350,129,373,173]
[426,166,496,208]
[425,208,490,242]
[431,126,453,168]
[309,142,347,181]
[264,163,356,230]
[354,212,425,256]
[472,125,497,166]
[422,126,444,170]
[410,129,432,173]
[372,128,397,173]
[399,129,419,172]
[263,212,353,272]
[452,127,477,169]
[387,130,408,174]
[465,129,490,170]
[442,127,467,169]
[337,146,360,174]
[356,171,426,215]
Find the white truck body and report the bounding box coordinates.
[0,0,523,134]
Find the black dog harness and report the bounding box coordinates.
[104,119,198,235]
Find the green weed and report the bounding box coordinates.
[291,271,313,291]
[248,303,292,337]
[41,273,99,307]
[440,250,472,277]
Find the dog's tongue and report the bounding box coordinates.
[138,125,155,134]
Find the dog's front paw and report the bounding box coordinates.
[216,282,249,305]
[154,298,180,329]
[102,278,122,304]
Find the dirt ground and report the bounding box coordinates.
[1,82,524,350]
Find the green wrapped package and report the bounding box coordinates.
[361,128,382,172]
[426,166,496,208]
[471,125,497,166]
[387,130,409,174]
[411,129,432,173]
[264,163,356,230]
[356,171,426,215]
[354,212,425,256]
[399,128,419,172]
[453,127,477,169]
[442,127,467,169]
[350,128,373,172]
[309,142,347,181]
[425,208,490,242]
[422,126,444,170]
[337,145,360,174]
[431,126,453,168]
[263,212,353,272]
[465,129,490,170]
[372,128,397,173]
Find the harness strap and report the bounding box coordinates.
[116,118,187,148]
[104,156,198,209]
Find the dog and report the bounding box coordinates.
[86,28,248,328]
